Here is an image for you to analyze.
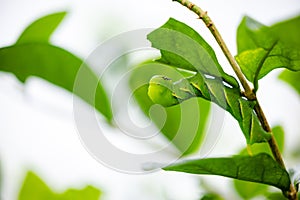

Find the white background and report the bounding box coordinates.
[0,0,300,199]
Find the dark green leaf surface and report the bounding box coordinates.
[130,61,210,155]
[164,153,291,191]
[18,171,101,200]
[0,44,112,121]
[16,12,67,44]
[148,18,239,88]
[236,16,300,90]
[0,12,112,122]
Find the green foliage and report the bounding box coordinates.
[279,68,300,96]
[236,16,300,90]
[18,171,101,200]
[200,193,224,200]
[130,61,210,155]
[240,125,285,158]
[147,18,239,88]
[233,126,285,199]
[16,12,67,44]
[146,18,270,144]
[0,12,112,122]
[147,72,270,144]
[164,153,291,191]
[233,179,268,199]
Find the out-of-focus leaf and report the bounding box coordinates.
[233,179,268,199]
[147,18,239,88]
[279,70,300,96]
[0,12,113,122]
[0,44,112,121]
[236,16,300,90]
[272,126,285,153]
[16,12,67,44]
[164,153,291,191]
[130,61,210,155]
[18,171,101,200]
[58,186,101,200]
[200,193,224,200]
[19,171,55,200]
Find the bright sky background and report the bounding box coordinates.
[1,0,300,199]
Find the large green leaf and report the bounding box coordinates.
[0,44,112,121]
[16,12,67,44]
[0,12,112,122]
[18,171,101,200]
[164,153,291,191]
[130,61,211,155]
[147,18,239,88]
[236,16,300,90]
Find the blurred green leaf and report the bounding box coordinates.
[58,186,101,200]
[0,44,112,121]
[200,193,224,200]
[147,18,239,88]
[233,179,268,199]
[279,70,300,96]
[130,61,210,155]
[19,171,101,200]
[164,153,291,191]
[16,12,67,44]
[0,12,113,122]
[19,171,53,200]
[236,16,300,90]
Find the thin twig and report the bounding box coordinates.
[172,0,297,199]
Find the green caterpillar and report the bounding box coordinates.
[148,74,271,144]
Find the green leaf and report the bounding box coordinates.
[0,44,112,121]
[58,186,101,200]
[0,12,113,122]
[19,171,54,200]
[16,12,67,44]
[18,171,101,200]
[236,16,300,90]
[267,193,287,200]
[130,61,211,155]
[164,153,291,191]
[147,18,239,88]
[233,179,268,199]
[200,193,224,200]
[279,70,300,96]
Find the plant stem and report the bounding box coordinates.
[172,0,297,199]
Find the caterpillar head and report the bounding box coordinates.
[148,75,179,107]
